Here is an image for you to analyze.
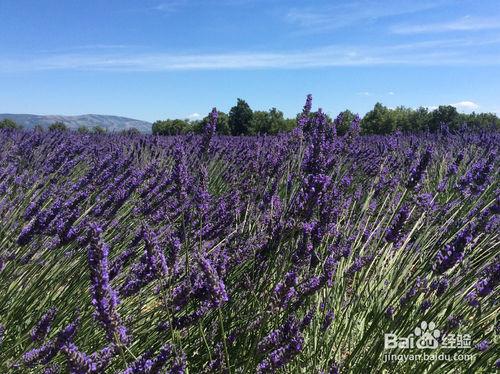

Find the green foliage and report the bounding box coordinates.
[229,98,253,135]
[429,105,460,132]
[150,100,500,136]
[48,121,68,132]
[361,103,396,134]
[464,112,500,130]
[201,111,231,135]
[408,107,431,132]
[77,126,90,134]
[120,127,141,136]
[361,103,499,134]
[335,110,356,135]
[0,118,22,130]
[92,126,107,134]
[152,119,190,135]
[249,108,292,135]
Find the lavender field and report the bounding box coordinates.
[0,98,498,373]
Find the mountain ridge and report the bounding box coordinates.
[0,113,152,132]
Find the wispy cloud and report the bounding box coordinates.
[357,91,372,96]
[388,91,395,95]
[285,0,447,32]
[1,37,499,73]
[392,16,500,34]
[187,112,202,119]
[151,0,259,13]
[152,0,186,13]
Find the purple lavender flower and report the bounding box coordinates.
[348,114,361,138]
[300,94,313,120]
[345,255,373,278]
[30,307,57,342]
[385,306,395,319]
[321,310,335,331]
[201,108,218,154]
[458,152,495,196]
[445,315,462,330]
[475,339,489,351]
[257,336,304,373]
[169,350,187,374]
[420,299,432,312]
[407,146,432,189]
[465,257,499,307]
[23,318,79,367]
[385,205,410,243]
[400,277,426,306]
[0,324,4,347]
[87,224,128,345]
[43,364,60,374]
[195,253,229,307]
[433,224,475,274]
[62,343,97,373]
[120,226,168,297]
[430,277,449,297]
[298,276,322,299]
[119,350,154,373]
[273,271,298,307]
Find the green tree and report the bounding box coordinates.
[334,110,356,136]
[48,122,68,132]
[429,105,459,132]
[408,107,431,132]
[361,103,395,135]
[267,108,290,134]
[283,118,296,132]
[248,108,290,135]
[463,112,499,130]
[0,118,22,130]
[152,119,189,135]
[229,99,253,135]
[249,111,270,134]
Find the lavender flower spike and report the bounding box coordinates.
[30,307,57,342]
[407,146,432,189]
[87,223,129,345]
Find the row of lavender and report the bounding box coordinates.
[0,98,498,373]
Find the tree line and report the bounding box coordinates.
[2,100,499,135]
[152,99,500,136]
[152,99,297,136]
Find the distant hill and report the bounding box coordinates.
[0,113,152,132]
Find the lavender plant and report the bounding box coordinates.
[0,97,498,373]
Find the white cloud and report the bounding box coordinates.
[427,101,480,112]
[357,91,372,96]
[388,91,395,95]
[451,101,479,111]
[188,112,202,119]
[285,1,447,32]
[2,36,500,73]
[391,16,500,34]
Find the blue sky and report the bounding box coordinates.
[1,0,499,122]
